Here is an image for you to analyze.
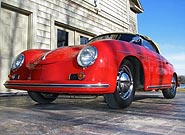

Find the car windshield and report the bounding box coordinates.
[88,33,136,43]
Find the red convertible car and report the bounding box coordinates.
[4,33,178,109]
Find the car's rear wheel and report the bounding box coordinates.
[104,60,135,109]
[28,91,59,104]
[162,75,177,99]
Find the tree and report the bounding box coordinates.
[178,75,185,84]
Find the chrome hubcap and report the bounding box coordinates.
[117,65,133,100]
[170,76,176,94]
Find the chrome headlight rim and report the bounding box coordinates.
[77,46,98,68]
[11,54,25,71]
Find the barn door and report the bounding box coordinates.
[0,7,29,92]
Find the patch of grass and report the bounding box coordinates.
[177,87,185,92]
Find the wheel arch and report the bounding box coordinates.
[173,72,179,87]
[22,49,50,63]
[121,56,145,91]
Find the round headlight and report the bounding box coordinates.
[12,54,24,70]
[77,46,98,67]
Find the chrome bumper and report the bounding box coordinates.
[4,83,109,88]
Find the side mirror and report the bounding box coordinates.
[130,36,142,45]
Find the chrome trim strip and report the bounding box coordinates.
[4,83,109,88]
[147,84,172,89]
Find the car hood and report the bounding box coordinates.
[36,45,85,64]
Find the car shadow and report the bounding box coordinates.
[133,92,164,101]
[25,92,165,111]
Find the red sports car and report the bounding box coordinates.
[4,33,178,109]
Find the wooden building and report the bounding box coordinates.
[0,0,143,93]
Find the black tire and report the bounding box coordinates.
[162,75,177,99]
[104,60,135,109]
[28,91,59,104]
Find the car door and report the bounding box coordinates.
[141,39,166,87]
[157,54,173,85]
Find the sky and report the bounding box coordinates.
[138,0,185,75]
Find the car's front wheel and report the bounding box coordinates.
[28,91,59,104]
[104,60,135,109]
[162,75,177,99]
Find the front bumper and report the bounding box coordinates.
[4,80,111,94]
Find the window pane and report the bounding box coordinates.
[88,34,118,43]
[57,29,68,47]
[119,34,136,42]
[80,36,89,44]
[142,40,157,53]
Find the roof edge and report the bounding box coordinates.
[129,0,144,14]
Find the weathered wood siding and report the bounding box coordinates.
[1,0,138,49]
